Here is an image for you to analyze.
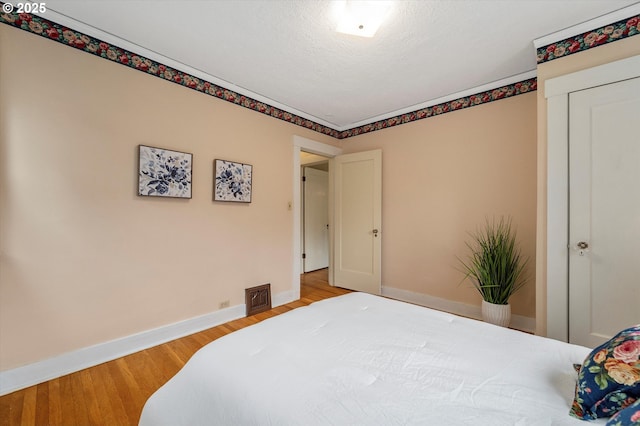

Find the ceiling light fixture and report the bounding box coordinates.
[335,1,392,38]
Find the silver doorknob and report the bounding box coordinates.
[576,241,589,249]
[372,229,379,237]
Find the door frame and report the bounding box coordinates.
[292,136,342,299]
[545,54,640,342]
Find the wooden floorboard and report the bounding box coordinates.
[0,269,349,425]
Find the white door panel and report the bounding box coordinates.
[303,167,329,272]
[334,150,382,294]
[569,77,640,347]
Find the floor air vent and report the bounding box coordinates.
[245,283,271,316]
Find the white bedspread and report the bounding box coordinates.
[139,292,603,425]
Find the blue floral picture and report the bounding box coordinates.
[138,145,192,198]
[214,159,252,203]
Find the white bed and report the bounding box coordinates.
[139,292,603,425]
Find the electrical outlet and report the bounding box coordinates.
[219,300,230,309]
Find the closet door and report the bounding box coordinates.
[568,77,640,347]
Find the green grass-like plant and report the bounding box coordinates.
[458,217,528,305]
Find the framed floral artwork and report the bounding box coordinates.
[138,145,192,198]
[214,159,252,203]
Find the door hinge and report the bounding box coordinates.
[302,253,306,259]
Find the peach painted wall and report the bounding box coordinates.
[340,93,538,318]
[4,16,592,371]
[0,26,338,370]
[535,37,640,335]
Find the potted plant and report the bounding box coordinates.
[458,217,528,327]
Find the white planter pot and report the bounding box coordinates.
[481,300,511,327]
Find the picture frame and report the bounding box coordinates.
[214,159,252,203]
[138,145,192,198]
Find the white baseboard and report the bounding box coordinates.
[0,304,241,396]
[382,286,536,334]
[272,289,296,308]
[0,289,293,396]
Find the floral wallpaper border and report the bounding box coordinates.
[537,15,639,64]
[0,5,341,139]
[337,78,537,138]
[0,5,634,140]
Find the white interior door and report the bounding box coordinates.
[569,77,640,347]
[333,149,382,294]
[303,167,329,272]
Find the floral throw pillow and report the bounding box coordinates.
[605,398,640,426]
[570,325,640,420]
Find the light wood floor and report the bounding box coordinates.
[0,269,350,426]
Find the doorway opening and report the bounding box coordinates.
[291,136,343,301]
[301,153,330,274]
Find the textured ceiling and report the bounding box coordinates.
[42,0,639,130]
